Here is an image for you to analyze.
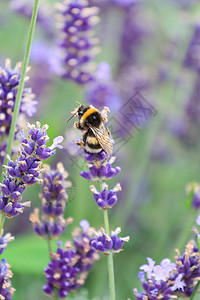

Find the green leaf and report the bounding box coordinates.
[4,234,51,275]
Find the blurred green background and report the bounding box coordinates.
[1,0,200,299]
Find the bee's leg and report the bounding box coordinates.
[75,140,84,149]
[105,126,111,136]
[74,121,83,130]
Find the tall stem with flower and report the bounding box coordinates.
[30,163,99,298]
[73,106,129,300]
[0,0,40,234]
[0,0,40,297]
[0,1,68,298]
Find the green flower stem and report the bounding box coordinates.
[0,0,40,234]
[0,213,5,236]
[0,0,40,182]
[189,281,200,300]
[168,211,198,260]
[103,209,116,300]
[54,290,59,300]
[47,237,52,257]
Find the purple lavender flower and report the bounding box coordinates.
[10,0,53,35]
[0,59,37,136]
[72,220,99,272]
[196,215,200,226]
[172,0,198,10]
[111,0,138,6]
[91,227,129,254]
[43,221,99,298]
[0,141,7,165]
[0,233,14,255]
[0,59,37,165]
[174,240,200,297]
[0,122,63,217]
[134,240,200,299]
[29,41,62,101]
[56,0,100,84]
[83,149,107,162]
[90,182,121,209]
[80,157,121,182]
[0,259,15,299]
[134,257,183,300]
[41,163,71,217]
[118,4,148,72]
[30,208,73,239]
[186,182,200,209]
[183,25,200,73]
[85,62,121,111]
[30,162,72,239]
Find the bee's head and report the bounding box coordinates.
[77,105,85,119]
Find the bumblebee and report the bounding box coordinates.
[72,105,113,155]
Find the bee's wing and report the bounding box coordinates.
[90,123,113,155]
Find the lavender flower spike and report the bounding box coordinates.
[30,208,73,239]
[0,259,15,299]
[56,0,100,84]
[30,162,72,239]
[0,59,37,136]
[0,232,14,255]
[80,156,121,182]
[134,240,200,299]
[0,122,63,217]
[91,227,130,254]
[186,182,200,209]
[43,221,99,297]
[90,182,121,209]
[0,59,37,164]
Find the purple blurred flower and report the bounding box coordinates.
[186,182,200,209]
[0,259,15,299]
[140,257,155,280]
[43,221,99,297]
[0,233,14,255]
[0,141,7,165]
[118,4,148,72]
[112,0,138,6]
[91,227,129,254]
[90,182,121,209]
[196,215,200,226]
[184,25,200,73]
[0,122,63,217]
[85,62,121,111]
[172,0,198,10]
[56,0,100,84]
[29,41,61,100]
[174,240,200,297]
[10,0,53,35]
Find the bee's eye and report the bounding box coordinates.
[92,115,97,120]
[79,110,83,116]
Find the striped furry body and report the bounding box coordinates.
[83,129,102,153]
[74,105,113,155]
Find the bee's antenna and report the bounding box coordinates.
[75,100,82,106]
[67,113,76,123]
